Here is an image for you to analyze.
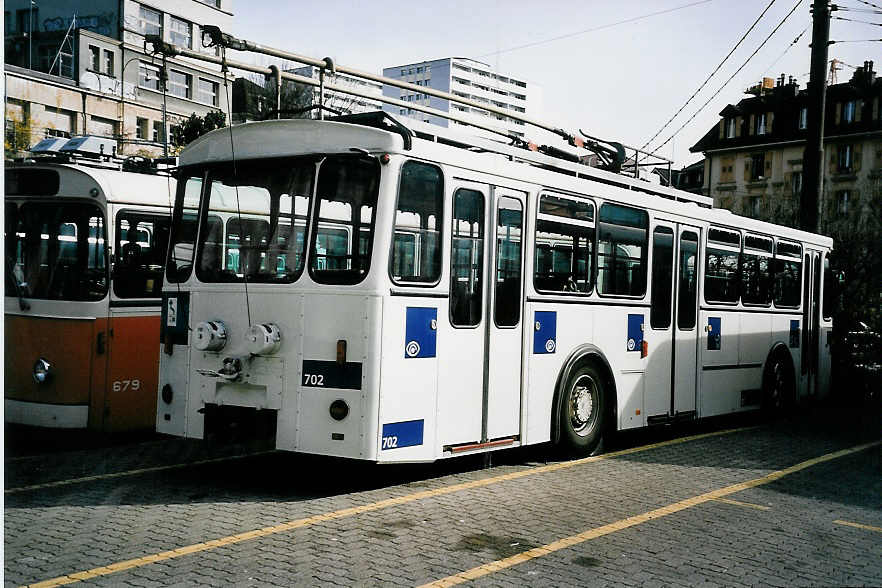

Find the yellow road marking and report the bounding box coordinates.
[420,439,882,588]
[22,426,750,587]
[712,497,771,511]
[833,519,882,533]
[5,451,275,495]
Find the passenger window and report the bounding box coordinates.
[741,235,773,306]
[678,231,699,330]
[495,197,522,327]
[390,161,443,284]
[704,228,740,303]
[450,189,484,327]
[114,211,171,298]
[597,203,648,296]
[773,240,802,308]
[534,193,594,294]
[650,226,674,329]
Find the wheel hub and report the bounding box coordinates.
[570,375,596,435]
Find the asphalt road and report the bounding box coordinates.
[4,406,881,587]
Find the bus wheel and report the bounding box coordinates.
[763,353,794,415]
[560,364,605,455]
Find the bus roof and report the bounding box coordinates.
[177,115,832,250]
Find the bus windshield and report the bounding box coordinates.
[5,201,107,301]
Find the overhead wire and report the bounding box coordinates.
[832,15,882,23]
[478,0,715,58]
[853,0,882,9]
[646,0,805,157]
[641,0,779,151]
[763,27,808,73]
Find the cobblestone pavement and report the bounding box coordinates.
[5,409,880,587]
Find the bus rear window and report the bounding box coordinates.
[196,157,315,284]
[6,202,107,301]
[308,156,380,285]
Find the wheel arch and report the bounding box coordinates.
[551,344,617,445]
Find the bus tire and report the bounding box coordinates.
[559,363,606,456]
[762,350,795,416]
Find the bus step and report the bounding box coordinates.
[647,414,674,426]
[447,437,516,454]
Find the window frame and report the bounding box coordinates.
[113,209,171,299]
[649,225,675,330]
[740,233,774,307]
[167,69,192,99]
[533,191,596,297]
[388,159,445,287]
[772,239,802,309]
[138,61,161,92]
[493,196,524,328]
[704,226,741,305]
[138,4,163,37]
[596,202,649,299]
[449,187,486,329]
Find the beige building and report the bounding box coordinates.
[5,0,234,157]
[690,64,882,229]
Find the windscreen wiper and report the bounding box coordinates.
[5,257,30,311]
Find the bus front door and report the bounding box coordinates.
[672,227,700,417]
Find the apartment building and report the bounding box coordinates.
[290,65,383,117]
[4,0,233,156]
[690,62,882,227]
[382,57,545,142]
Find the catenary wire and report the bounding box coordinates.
[646,0,805,157]
[641,0,779,150]
[763,28,808,73]
[479,0,715,58]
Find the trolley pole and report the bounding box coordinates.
[801,0,831,233]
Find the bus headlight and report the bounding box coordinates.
[33,358,53,384]
[329,399,349,421]
[193,321,228,352]
[245,323,282,355]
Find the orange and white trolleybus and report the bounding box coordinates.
[5,146,176,431]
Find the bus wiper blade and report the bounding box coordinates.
[5,257,30,311]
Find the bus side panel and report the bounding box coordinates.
[105,311,161,432]
[593,307,646,431]
[5,314,96,428]
[378,297,438,462]
[523,302,599,444]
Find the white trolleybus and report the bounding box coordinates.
[5,137,176,431]
[152,31,833,461]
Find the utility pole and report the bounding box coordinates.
[801,1,831,233]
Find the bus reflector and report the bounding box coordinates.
[641,340,648,358]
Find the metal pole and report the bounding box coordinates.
[268,64,281,119]
[801,1,830,233]
[318,68,325,121]
[160,57,169,157]
[28,1,33,70]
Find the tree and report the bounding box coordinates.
[5,110,33,160]
[170,111,227,151]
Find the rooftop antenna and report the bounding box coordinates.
[48,13,76,77]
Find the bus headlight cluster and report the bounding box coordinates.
[245,323,282,355]
[329,399,349,421]
[193,321,228,352]
[33,358,53,384]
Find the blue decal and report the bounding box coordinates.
[708,317,721,350]
[405,307,437,358]
[627,314,644,352]
[533,311,557,354]
[381,419,424,450]
[789,320,800,348]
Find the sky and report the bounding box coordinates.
[231,0,881,168]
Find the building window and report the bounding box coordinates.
[798,107,808,130]
[843,100,856,124]
[152,121,164,143]
[45,128,70,138]
[754,113,766,136]
[138,5,162,37]
[104,50,114,76]
[169,16,191,48]
[750,153,766,181]
[837,144,853,173]
[749,196,762,217]
[16,9,36,36]
[89,45,100,71]
[195,0,221,7]
[197,78,218,106]
[168,70,191,99]
[138,61,161,91]
[791,171,803,197]
[725,117,736,138]
[136,117,148,140]
[836,190,851,214]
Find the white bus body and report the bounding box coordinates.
[157,117,832,462]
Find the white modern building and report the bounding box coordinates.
[4,0,233,156]
[382,57,544,142]
[290,66,383,117]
